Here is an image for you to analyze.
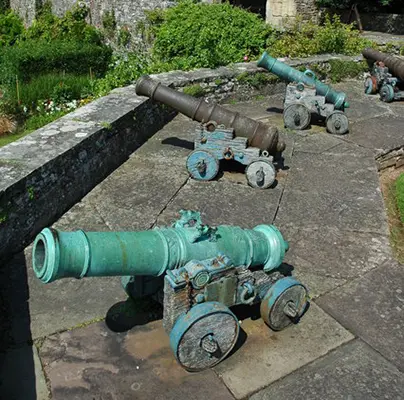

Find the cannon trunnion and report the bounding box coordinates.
[135,75,286,189]
[32,210,309,371]
[257,52,350,135]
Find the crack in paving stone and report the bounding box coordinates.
[150,177,190,228]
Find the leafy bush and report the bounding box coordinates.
[22,1,102,45]
[118,25,131,47]
[267,15,373,58]
[94,52,150,96]
[396,173,404,224]
[0,39,112,84]
[0,10,24,46]
[102,9,117,38]
[316,0,401,12]
[150,0,272,70]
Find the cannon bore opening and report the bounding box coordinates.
[33,238,46,276]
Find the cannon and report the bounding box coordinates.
[32,210,309,371]
[257,52,350,135]
[135,75,286,189]
[363,48,404,102]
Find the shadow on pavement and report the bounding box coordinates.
[0,251,37,399]
[162,137,194,150]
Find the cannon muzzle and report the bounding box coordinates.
[257,52,349,110]
[362,48,404,82]
[33,213,289,284]
[135,75,285,154]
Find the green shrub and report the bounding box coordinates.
[118,25,131,47]
[236,72,279,88]
[102,10,116,38]
[396,173,404,224]
[0,0,10,14]
[0,10,24,46]
[94,52,150,96]
[327,60,368,82]
[0,39,112,84]
[136,8,166,48]
[22,1,102,45]
[267,15,373,58]
[150,0,271,70]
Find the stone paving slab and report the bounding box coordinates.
[348,115,404,152]
[275,149,388,234]
[250,339,404,400]
[0,344,49,400]
[279,225,392,298]
[293,131,374,157]
[84,156,189,231]
[317,260,404,372]
[156,179,283,228]
[344,98,390,123]
[131,115,197,166]
[38,320,234,400]
[214,303,354,399]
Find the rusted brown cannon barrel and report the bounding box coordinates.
[135,75,285,154]
[362,48,404,81]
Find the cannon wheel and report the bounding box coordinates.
[260,277,309,331]
[186,150,219,181]
[170,302,240,371]
[283,103,311,130]
[364,76,378,94]
[379,84,395,103]
[326,111,349,135]
[245,159,276,189]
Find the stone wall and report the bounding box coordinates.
[52,0,174,30]
[9,0,175,28]
[9,0,37,25]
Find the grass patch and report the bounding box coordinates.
[396,173,404,224]
[183,84,205,97]
[380,168,404,264]
[5,73,93,110]
[23,110,68,133]
[328,60,368,83]
[0,130,30,147]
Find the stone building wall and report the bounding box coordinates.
[266,0,318,28]
[52,0,174,29]
[9,0,37,25]
[10,0,175,28]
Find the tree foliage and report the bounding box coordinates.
[316,0,402,13]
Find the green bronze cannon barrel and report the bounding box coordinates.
[135,75,285,154]
[32,220,288,284]
[362,48,404,81]
[257,51,349,110]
